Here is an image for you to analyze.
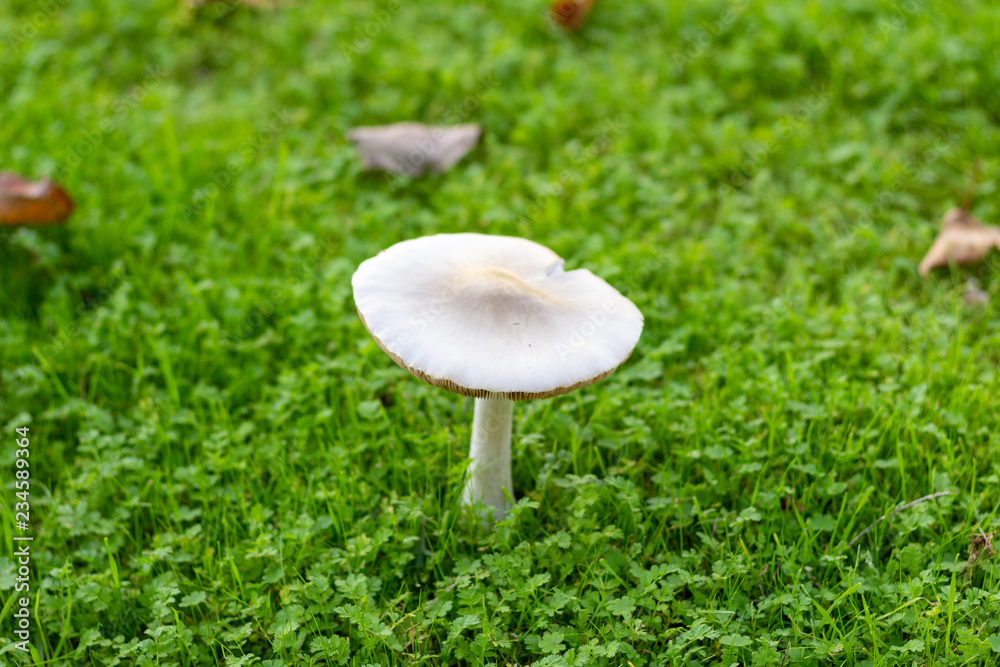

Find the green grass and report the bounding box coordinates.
[2,0,1000,664]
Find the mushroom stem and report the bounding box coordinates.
[462,397,514,519]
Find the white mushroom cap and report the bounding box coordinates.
[352,234,643,400]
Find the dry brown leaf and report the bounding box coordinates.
[0,172,75,226]
[551,0,596,31]
[965,530,995,573]
[918,207,1000,278]
[347,123,482,177]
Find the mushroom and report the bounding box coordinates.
[351,233,643,519]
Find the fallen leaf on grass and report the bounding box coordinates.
[551,0,596,31]
[347,123,482,177]
[0,173,75,226]
[918,207,1000,278]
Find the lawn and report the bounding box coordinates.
[2,0,1000,665]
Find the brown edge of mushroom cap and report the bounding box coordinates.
[357,307,631,401]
